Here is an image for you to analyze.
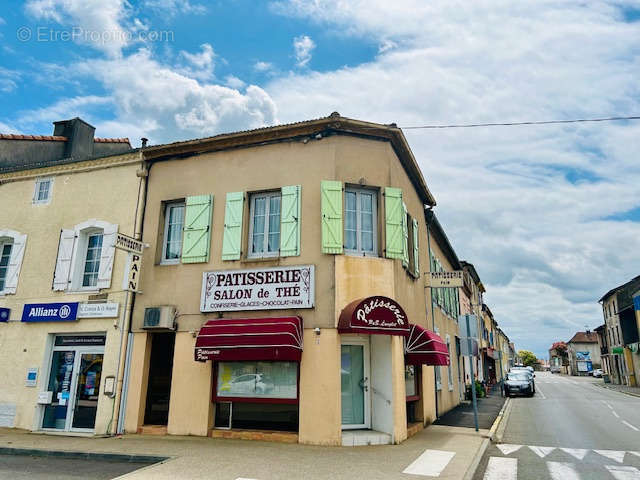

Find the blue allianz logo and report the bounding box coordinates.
[0,308,9,322]
[22,303,79,322]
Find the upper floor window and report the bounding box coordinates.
[162,202,185,264]
[344,187,377,255]
[0,242,13,291]
[33,177,53,204]
[249,191,281,258]
[82,233,103,287]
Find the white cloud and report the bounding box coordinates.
[293,35,315,67]
[179,43,215,80]
[0,67,20,93]
[0,122,20,134]
[268,0,640,357]
[143,0,206,16]
[225,75,246,89]
[254,61,274,72]
[17,95,112,125]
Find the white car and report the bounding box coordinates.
[592,369,603,378]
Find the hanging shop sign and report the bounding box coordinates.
[338,296,410,336]
[427,271,463,288]
[124,252,143,293]
[114,232,145,254]
[77,302,119,318]
[21,302,78,322]
[0,307,9,322]
[201,265,315,312]
[611,346,624,354]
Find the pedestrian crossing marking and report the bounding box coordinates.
[483,457,517,480]
[630,452,640,459]
[402,449,455,477]
[560,448,589,460]
[546,461,580,480]
[605,465,640,480]
[496,444,523,455]
[529,446,556,458]
[595,450,627,463]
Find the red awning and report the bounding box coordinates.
[338,296,410,336]
[194,317,303,362]
[404,324,450,366]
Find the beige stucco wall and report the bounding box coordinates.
[123,332,151,433]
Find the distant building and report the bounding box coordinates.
[566,331,600,376]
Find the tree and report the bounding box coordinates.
[518,350,537,367]
[551,341,567,356]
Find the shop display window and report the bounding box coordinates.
[216,361,298,400]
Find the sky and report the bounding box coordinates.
[1,0,639,359]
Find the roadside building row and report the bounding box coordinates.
[0,114,514,445]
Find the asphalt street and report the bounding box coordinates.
[473,371,640,480]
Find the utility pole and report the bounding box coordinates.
[465,314,479,432]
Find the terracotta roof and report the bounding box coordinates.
[0,133,130,144]
[567,331,598,344]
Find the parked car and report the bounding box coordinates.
[504,371,535,397]
[550,365,561,374]
[510,367,535,392]
[592,368,603,378]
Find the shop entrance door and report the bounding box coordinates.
[341,339,371,429]
[144,332,175,425]
[42,337,105,432]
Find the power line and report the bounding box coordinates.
[400,115,640,130]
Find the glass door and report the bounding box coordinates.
[341,342,370,429]
[71,353,103,430]
[42,351,76,430]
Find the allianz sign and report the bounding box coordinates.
[21,302,79,322]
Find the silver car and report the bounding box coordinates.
[504,371,535,397]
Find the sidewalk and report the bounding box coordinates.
[0,425,487,479]
[594,381,640,398]
[433,385,506,430]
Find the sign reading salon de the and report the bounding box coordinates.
[201,265,315,312]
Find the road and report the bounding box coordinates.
[473,371,640,479]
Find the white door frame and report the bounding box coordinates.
[341,336,371,430]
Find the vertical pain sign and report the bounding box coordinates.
[125,252,142,292]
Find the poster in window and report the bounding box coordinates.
[217,362,297,399]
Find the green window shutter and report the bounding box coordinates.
[402,202,409,267]
[321,180,343,254]
[182,194,213,264]
[280,185,301,257]
[384,187,404,259]
[412,218,420,278]
[222,191,244,260]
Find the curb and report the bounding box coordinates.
[462,437,490,480]
[488,397,511,442]
[0,446,167,464]
[593,382,640,398]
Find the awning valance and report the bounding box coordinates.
[195,317,303,362]
[404,324,449,366]
[338,296,410,336]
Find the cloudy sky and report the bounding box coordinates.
[1,0,639,358]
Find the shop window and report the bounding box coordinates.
[162,201,185,264]
[344,187,377,255]
[248,191,281,258]
[446,335,454,391]
[33,177,53,204]
[405,365,419,401]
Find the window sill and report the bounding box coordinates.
[66,289,100,295]
[344,251,378,258]
[159,260,181,266]
[242,255,282,264]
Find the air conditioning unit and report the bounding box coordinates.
[143,306,176,330]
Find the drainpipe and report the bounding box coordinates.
[424,207,438,420]
[110,146,149,435]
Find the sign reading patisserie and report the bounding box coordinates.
[338,296,410,336]
[201,265,315,312]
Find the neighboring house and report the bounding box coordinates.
[566,331,601,376]
[599,275,640,386]
[460,261,486,384]
[122,113,455,446]
[0,118,139,434]
[481,304,498,383]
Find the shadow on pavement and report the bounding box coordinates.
[433,385,506,429]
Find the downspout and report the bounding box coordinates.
[110,145,149,435]
[424,207,437,420]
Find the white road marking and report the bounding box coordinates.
[483,457,517,480]
[535,385,547,399]
[605,465,640,480]
[612,410,620,418]
[496,444,523,455]
[403,449,455,477]
[606,402,614,410]
[560,448,589,460]
[629,452,640,458]
[594,450,627,463]
[622,421,640,432]
[547,461,580,480]
[529,446,556,458]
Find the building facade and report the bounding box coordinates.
[566,331,600,376]
[122,115,455,446]
[0,118,139,434]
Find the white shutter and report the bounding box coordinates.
[53,229,76,291]
[4,233,27,294]
[97,223,118,289]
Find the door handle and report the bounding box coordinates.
[359,377,369,391]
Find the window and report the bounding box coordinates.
[162,202,185,264]
[33,177,53,204]
[249,192,281,257]
[344,187,377,255]
[405,365,418,399]
[82,233,103,287]
[446,335,454,390]
[216,361,298,400]
[0,242,13,292]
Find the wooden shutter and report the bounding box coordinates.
[97,223,118,289]
[4,233,27,294]
[182,194,213,263]
[280,185,301,257]
[222,191,244,260]
[384,187,404,259]
[402,202,409,267]
[321,181,343,254]
[412,218,420,278]
[53,229,76,291]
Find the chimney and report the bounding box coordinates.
[53,118,95,159]
[141,137,148,148]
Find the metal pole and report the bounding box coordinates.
[498,349,505,397]
[466,314,479,432]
